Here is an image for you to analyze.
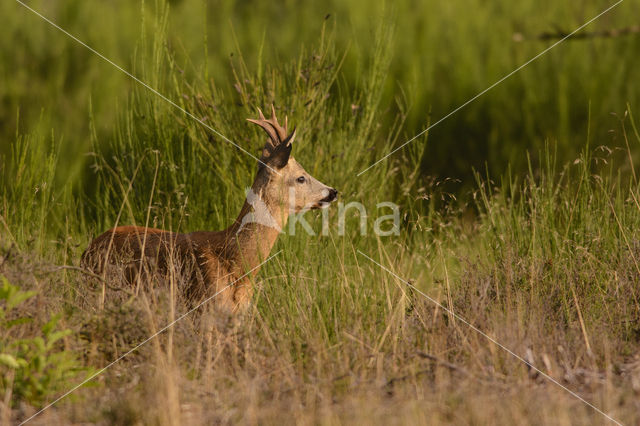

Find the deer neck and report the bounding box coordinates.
[224,188,288,274]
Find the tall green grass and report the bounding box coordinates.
[2,0,639,184]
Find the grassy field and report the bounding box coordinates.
[2,0,640,424]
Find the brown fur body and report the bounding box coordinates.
[81,199,285,312]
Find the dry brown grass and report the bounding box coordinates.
[4,205,640,426]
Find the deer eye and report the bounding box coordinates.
[296,176,306,184]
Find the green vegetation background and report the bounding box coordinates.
[2,0,638,188]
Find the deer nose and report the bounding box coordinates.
[327,188,338,201]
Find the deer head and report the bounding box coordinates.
[247,106,338,218]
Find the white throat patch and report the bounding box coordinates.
[236,187,281,234]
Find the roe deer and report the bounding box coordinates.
[81,106,338,312]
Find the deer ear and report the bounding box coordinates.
[283,127,296,146]
[269,142,292,169]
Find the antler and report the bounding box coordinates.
[247,105,296,153]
